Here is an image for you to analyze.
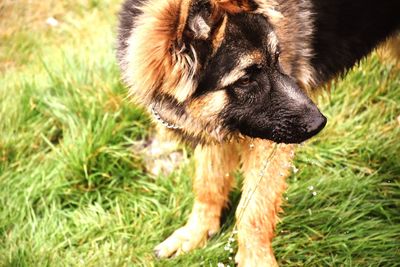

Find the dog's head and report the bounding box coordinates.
[118,0,326,145]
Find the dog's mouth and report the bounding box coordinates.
[234,112,327,144]
[243,119,327,144]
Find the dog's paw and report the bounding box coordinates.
[235,247,278,267]
[154,208,220,258]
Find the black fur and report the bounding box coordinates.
[310,0,400,84]
[116,0,146,65]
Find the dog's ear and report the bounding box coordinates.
[180,0,258,42]
[186,10,212,40]
[213,0,258,14]
[181,0,220,41]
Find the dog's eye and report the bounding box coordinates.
[238,75,251,86]
[236,65,262,86]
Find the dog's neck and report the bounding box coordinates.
[151,105,183,130]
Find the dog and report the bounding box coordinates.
[116,0,400,265]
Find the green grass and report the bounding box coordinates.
[1,1,399,266]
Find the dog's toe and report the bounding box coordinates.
[153,248,163,259]
[154,231,184,258]
[154,223,217,259]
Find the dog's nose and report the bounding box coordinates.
[306,111,327,136]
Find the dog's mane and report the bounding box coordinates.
[117,0,194,107]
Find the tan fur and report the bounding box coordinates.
[253,0,283,23]
[377,35,400,68]
[188,90,228,119]
[267,0,316,91]
[177,0,193,39]
[185,91,230,142]
[154,142,239,257]
[124,0,197,105]
[236,139,295,266]
[267,31,279,53]
[219,52,263,88]
[154,137,295,266]
[213,0,256,13]
[212,14,228,54]
[153,98,231,144]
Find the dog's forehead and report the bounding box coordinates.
[193,13,279,97]
[217,51,263,87]
[195,49,262,97]
[225,13,275,47]
[211,13,277,68]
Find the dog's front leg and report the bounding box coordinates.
[154,142,239,258]
[236,139,295,267]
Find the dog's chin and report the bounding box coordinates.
[268,135,313,144]
[169,120,325,145]
[239,132,300,144]
[238,127,325,144]
[167,125,231,147]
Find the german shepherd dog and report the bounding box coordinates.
[117,0,400,265]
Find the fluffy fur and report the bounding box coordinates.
[117,0,400,265]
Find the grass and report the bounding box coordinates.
[0,0,399,266]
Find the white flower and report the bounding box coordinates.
[292,165,299,173]
[46,17,59,27]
